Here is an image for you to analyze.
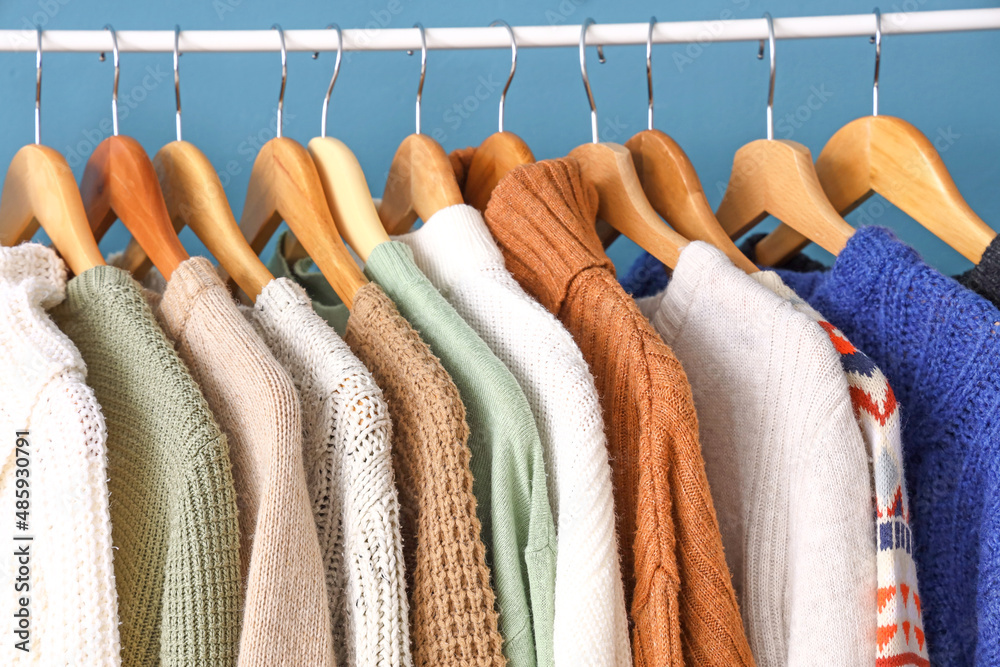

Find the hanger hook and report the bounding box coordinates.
[871,8,882,116]
[646,16,656,131]
[102,25,120,136]
[757,12,775,140]
[173,25,182,141]
[489,20,517,133]
[34,27,42,145]
[319,23,343,139]
[406,23,427,135]
[271,24,287,139]
[579,18,607,144]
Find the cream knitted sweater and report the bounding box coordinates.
[245,277,410,667]
[397,204,631,667]
[143,259,335,667]
[0,244,121,665]
[636,242,876,666]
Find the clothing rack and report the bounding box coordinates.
[0,9,999,53]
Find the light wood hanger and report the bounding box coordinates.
[753,10,996,266]
[0,28,105,274]
[715,13,854,259]
[238,25,366,309]
[81,26,189,280]
[569,19,686,270]
[117,26,274,302]
[378,23,465,235]
[462,21,535,213]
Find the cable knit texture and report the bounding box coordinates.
[0,245,121,665]
[51,265,241,666]
[244,277,410,667]
[753,270,930,666]
[772,226,1000,666]
[633,243,876,665]
[268,242,506,667]
[365,241,555,667]
[144,258,336,667]
[395,204,631,667]
[484,159,753,667]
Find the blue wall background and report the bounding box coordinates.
[1,0,998,276]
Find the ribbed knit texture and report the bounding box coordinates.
[0,244,121,665]
[484,159,753,667]
[365,241,555,667]
[772,226,1000,665]
[244,277,410,667]
[957,234,1000,309]
[634,242,875,665]
[268,241,506,667]
[395,204,630,667]
[754,270,930,666]
[144,258,335,667]
[51,265,241,666]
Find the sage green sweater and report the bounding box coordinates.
[271,238,557,667]
[52,266,241,666]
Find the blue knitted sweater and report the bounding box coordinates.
[770,226,1000,666]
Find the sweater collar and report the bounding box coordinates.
[266,232,350,336]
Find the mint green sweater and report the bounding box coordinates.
[271,239,557,667]
[52,266,241,666]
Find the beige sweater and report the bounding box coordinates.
[146,258,335,667]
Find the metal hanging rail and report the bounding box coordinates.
[0,9,999,53]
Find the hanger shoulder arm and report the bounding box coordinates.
[464,131,535,212]
[379,133,464,235]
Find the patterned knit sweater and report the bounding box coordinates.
[51,265,242,666]
[244,277,410,667]
[772,227,1000,665]
[485,159,753,666]
[0,245,121,665]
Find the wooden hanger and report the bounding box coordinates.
[238,25,366,309]
[81,26,188,280]
[570,19,686,270]
[715,14,854,260]
[752,11,995,265]
[0,28,105,274]
[117,27,274,301]
[462,21,535,212]
[378,24,465,234]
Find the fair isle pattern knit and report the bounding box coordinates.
[0,244,121,665]
[754,271,930,667]
[245,277,411,667]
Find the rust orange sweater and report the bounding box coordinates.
[483,159,754,667]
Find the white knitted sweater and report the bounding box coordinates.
[0,244,121,665]
[636,242,877,666]
[398,205,631,667]
[246,277,411,667]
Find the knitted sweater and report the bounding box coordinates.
[268,244,506,667]
[395,204,631,667]
[957,234,1000,309]
[0,245,120,665]
[633,242,875,665]
[244,277,410,667]
[143,258,335,667]
[365,241,556,667]
[51,265,241,666]
[753,270,930,665]
[772,226,1000,665]
[485,159,753,667]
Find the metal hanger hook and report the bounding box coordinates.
[490,20,517,133]
[406,23,427,135]
[102,24,120,136]
[34,27,42,145]
[757,12,775,140]
[579,18,607,144]
[319,23,343,139]
[173,25,182,141]
[871,8,882,116]
[271,24,287,139]
[646,16,655,131]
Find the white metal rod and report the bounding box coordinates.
[0,9,998,53]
